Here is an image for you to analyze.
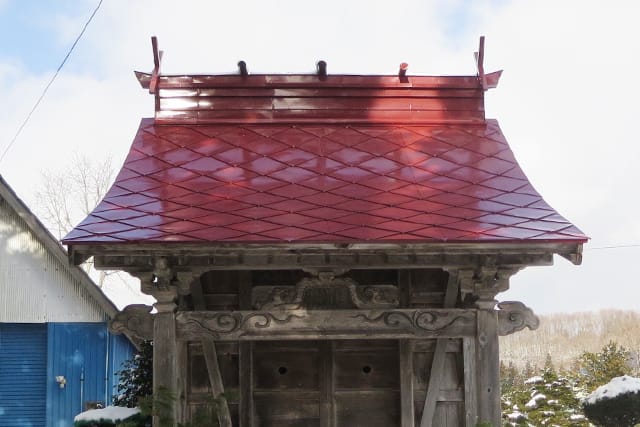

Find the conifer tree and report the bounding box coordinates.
[575,341,630,392]
[113,341,153,408]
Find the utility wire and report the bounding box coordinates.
[0,0,104,164]
[585,244,640,251]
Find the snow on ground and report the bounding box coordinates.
[525,393,547,409]
[585,375,640,404]
[524,375,544,384]
[74,406,140,422]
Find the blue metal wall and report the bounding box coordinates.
[0,323,48,427]
[46,323,135,427]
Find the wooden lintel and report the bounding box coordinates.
[175,308,477,342]
[91,246,561,272]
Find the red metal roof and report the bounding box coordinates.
[62,116,586,245]
[62,38,585,247]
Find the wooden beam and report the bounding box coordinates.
[88,243,569,271]
[191,277,232,427]
[201,342,232,427]
[476,309,500,426]
[420,271,459,427]
[238,271,254,427]
[399,340,415,427]
[176,308,477,342]
[398,270,414,427]
[462,337,478,427]
[319,340,335,427]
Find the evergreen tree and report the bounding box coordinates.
[502,362,589,426]
[583,376,640,427]
[113,341,153,408]
[575,341,630,392]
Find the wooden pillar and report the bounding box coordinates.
[238,271,254,427]
[475,304,500,426]
[459,266,517,427]
[153,288,178,427]
[398,270,414,427]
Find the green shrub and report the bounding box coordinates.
[583,376,640,427]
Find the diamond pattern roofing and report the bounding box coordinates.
[63,117,586,245]
[62,45,586,248]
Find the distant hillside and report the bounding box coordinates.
[500,309,640,371]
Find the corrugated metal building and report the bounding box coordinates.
[0,176,135,427]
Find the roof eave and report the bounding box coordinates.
[67,240,584,273]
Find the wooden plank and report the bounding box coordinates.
[153,311,177,426]
[400,340,415,427]
[420,271,459,427]
[462,337,477,427]
[398,270,414,427]
[319,341,335,427]
[176,308,477,341]
[175,341,188,424]
[201,342,232,427]
[476,309,500,426]
[191,277,232,427]
[239,343,253,427]
[238,271,253,427]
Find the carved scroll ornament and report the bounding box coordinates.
[176,308,476,341]
[110,304,154,340]
[497,301,540,336]
[252,272,399,310]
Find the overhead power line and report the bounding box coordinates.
[585,244,640,251]
[0,0,104,163]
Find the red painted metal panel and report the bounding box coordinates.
[63,119,587,245]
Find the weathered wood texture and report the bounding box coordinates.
[462,337,477,427]
[476,309,500,426]
[154,311,178,426]
[192,274,233,427]
[187,342,239,425]
[176,308,476,341]
[421,272,459,427]
[177,268,515,427]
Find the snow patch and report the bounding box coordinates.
[525,375,544,384]
[74,406,140,423]
[525,393,546,409]
[585,375,640,404]
[506,411,526,421]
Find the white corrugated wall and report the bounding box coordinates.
[0,197,108,323]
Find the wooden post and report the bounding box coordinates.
[475,305,500,426]
[319,340,335,427]
[399,340,415,427]
[462,337,478,427]
[420,271,459,427]
[398,270,414,427]
[238,271,254,427]
[153,288,178,427]
[190,275,232,427]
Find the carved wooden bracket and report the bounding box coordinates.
[130,259,205,304]
[497,301,539,336]
[176,308,476,341]
[110,304,154,340]
[252,272,399,310]
[458,266,521,308]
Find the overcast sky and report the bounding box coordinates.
[1,0,638,313]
